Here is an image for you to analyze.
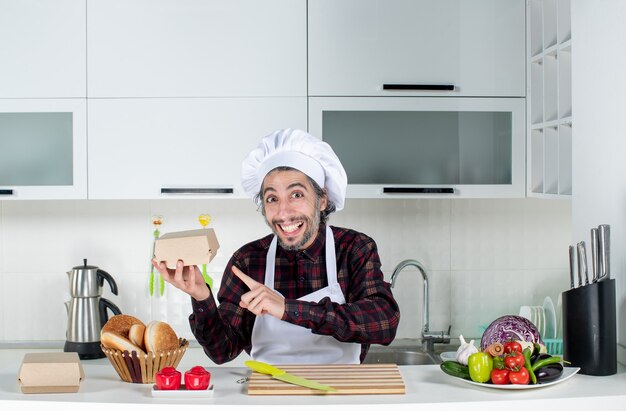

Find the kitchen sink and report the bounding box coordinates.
[364,350,440,365]
[363,341,459,366]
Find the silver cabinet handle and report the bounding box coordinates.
[383,84,455,91]
[160,187,233,195]
[383,187,454,194]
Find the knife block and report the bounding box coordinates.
[561,279,616,376]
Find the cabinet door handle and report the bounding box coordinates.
[383,84,455,91]
[160,187,234,195]
[0,189,14,196]
[383,187,454,194]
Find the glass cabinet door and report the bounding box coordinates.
[309,97,525,198]
[0,99,86,199]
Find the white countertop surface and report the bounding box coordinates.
[1,347,625,411]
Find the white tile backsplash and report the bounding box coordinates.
[0,198,571,343]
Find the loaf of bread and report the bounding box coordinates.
[144,321,179,352]
[128,323,146,348]
[101,315,145,339]
[101,330,146,355]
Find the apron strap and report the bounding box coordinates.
[325,226,338,287]
[264,235,278,287]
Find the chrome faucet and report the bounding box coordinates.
[391,259,451,352]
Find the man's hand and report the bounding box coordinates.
[232,266,285,319]
[151,259,210,301]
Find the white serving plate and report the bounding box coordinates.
[446,367,580,390]
[151,384,214,398]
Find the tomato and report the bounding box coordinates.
[504,351,525,370]
[155,367,181,390]
[467,352,493,383]
[490,368,510,385]
[184,366,211,390]
[509,367,530,385]
[503,341,523,354]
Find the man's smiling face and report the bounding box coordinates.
[261,168,327,251]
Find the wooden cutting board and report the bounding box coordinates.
[247,363,405,395]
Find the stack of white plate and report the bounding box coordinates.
[519,297,557,340]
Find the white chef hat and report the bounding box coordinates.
[241,128,348,211]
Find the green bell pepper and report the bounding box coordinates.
[467,352,494,383]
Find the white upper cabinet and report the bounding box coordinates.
[87,0,306,98]
[87,98,307,199]
[0,99,87,199]
[310,97,526,198]
[308,0,526,97]
[0,0,86,98]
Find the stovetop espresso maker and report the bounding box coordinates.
[64,259,122,359]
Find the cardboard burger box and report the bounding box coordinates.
[18,352,84,394]
[153,228,220,269]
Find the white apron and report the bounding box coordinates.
[250,226,361,364]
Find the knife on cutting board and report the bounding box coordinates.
[245,361,337,392]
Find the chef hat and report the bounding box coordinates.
[241,128,348,211]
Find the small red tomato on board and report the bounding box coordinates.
[503,341,523,354]
[184,366,211,390]
[155,367,182,390]
[490,368,510,385]
[509,367,530,385]
[504,351,525,370]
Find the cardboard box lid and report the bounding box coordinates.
[18,352,84,394]
[154,228,220,269]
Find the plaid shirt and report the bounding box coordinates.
[189,224,400,364]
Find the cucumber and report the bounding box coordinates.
[440,361,471,379]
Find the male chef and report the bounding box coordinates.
[153,128,400,364]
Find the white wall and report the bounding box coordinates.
[0,198,570,346]
[572,0,626,364]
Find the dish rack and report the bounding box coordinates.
[544,338,563,355]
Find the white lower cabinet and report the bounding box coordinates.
[0,99,87,199]
[87,98,307,199]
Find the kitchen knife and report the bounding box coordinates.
[245,360,337,392]
[590,228,599,283]
[598,224,610,281]
[578,241,589,285]
[568,245,576,288]
[576,242,584,287]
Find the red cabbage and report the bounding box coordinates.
[480,315,544,351]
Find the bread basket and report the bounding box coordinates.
[101,338,189,384]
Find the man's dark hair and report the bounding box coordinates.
[255,166,336,224]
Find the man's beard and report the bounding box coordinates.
[267,198,322,251]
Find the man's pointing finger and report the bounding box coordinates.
[232,266,261,289]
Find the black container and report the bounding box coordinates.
[561,279,617,376]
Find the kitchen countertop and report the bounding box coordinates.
[1,347,625,411]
